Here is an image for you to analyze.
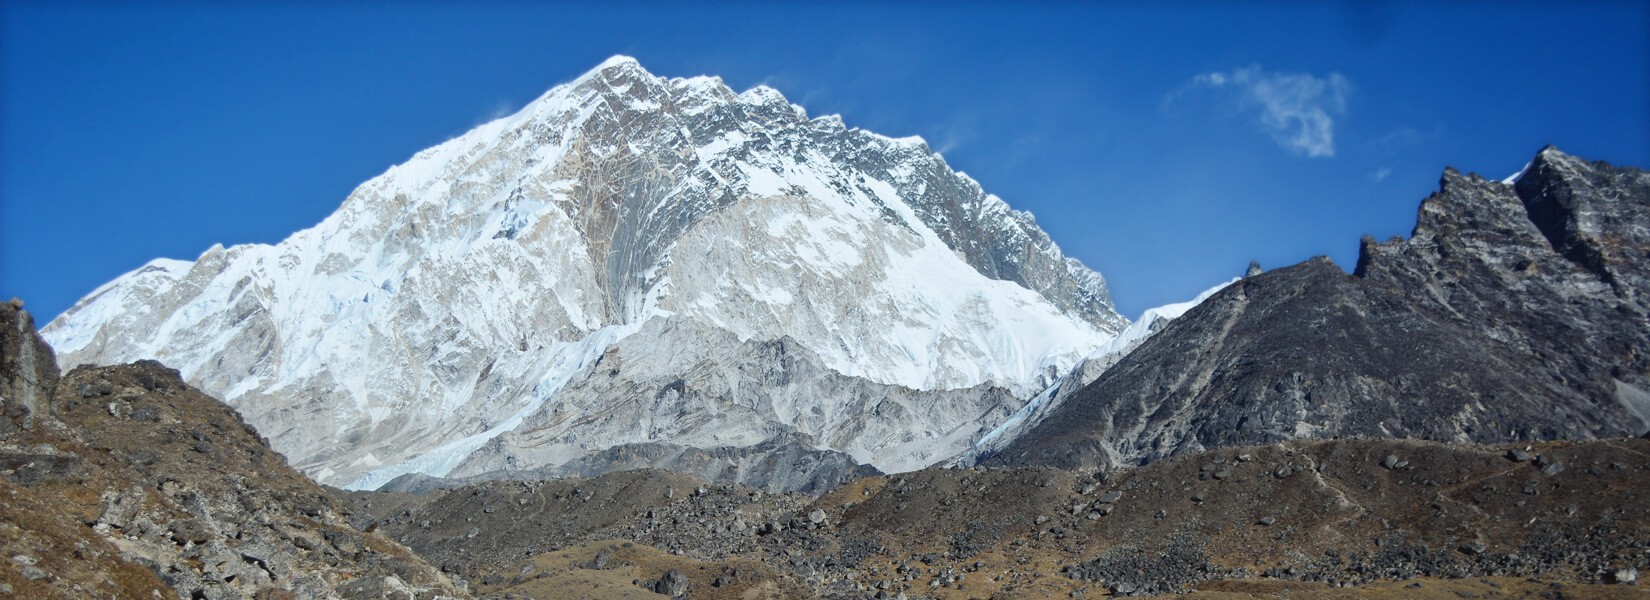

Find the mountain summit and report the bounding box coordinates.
[43,57,1126,490]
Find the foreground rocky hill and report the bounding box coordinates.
[988,147,1650,471]
[0,302,467,599]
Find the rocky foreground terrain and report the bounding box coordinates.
[0,302,465,599]
[340,435,1650,599]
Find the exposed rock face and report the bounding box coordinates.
[0,302,57,435]
[990,148,1650,470]
[958,278,1238,467]
[449,316,1016,489]
[0,303,468,599]
[1513,149,1650,303]
[42,56,1124,490]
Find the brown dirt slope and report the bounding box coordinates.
[346,436,1648,599]
[838,437,1649,597]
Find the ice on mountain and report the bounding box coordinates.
[42,56,1125,490]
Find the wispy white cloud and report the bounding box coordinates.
[929,112,980,156]
[1173,65,1351,158]
[1370,166,1392,182]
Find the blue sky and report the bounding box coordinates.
[3,2,1647,322]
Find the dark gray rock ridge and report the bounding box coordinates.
[990,147,1650,470]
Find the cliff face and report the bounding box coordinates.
[991,148,1650,470]
[0,300,58,436]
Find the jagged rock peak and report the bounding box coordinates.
[993,148,1650,471]
[1356,146,1650,296]
[1513,146,1650,301]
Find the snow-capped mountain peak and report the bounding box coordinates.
[44,56,1125,490]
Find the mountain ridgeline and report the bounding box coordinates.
[988,147,1650,470]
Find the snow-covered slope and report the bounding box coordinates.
[43,56,1125,490]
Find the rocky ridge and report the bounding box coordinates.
[958,277,1240,467]
[989,148,1650,471]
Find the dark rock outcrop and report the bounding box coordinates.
[990,148,1650,470]
[0,301,58,436]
